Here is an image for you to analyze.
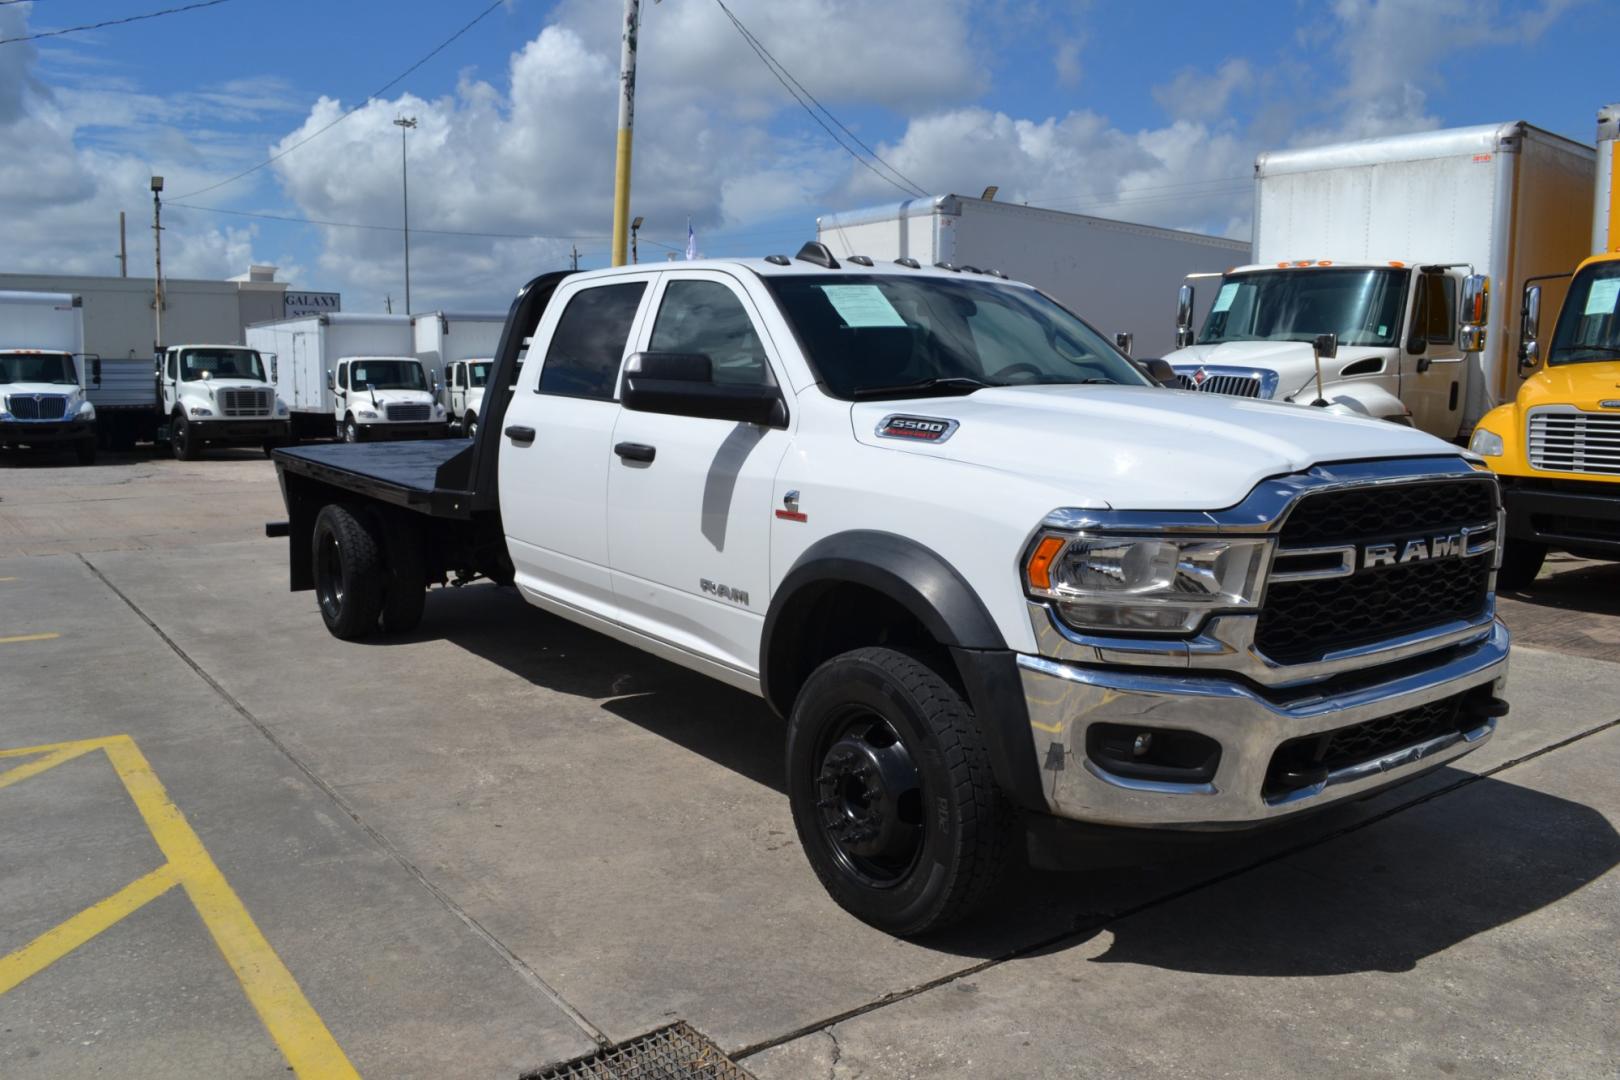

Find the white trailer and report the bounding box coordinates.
[247,314,430,440]
[412,311,504,431]
[1166,122,1594,438]
[817,194,1249,358]
[0,291,99,463]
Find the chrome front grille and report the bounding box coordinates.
[385,403,431,422]
[1256,478,1498,665]
[1527,407,1620,476]
[6,394,68,420]
[218,387,273,417]
[1173,371,1265,398]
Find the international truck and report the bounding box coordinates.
[268,247,1511,935]
[1468,104,1620,587]
[1165,122,1594,441]
[0,291,99,465]
[412,311,504,435]
[247,313,447,442]
[817,194,1249,359]
[155,343,290,460]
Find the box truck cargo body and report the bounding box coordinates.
[0,291,98,463]
[247,314,435,440]
[817,195,1250,358]
[1166,122,1593,438]
[412,311,504,386]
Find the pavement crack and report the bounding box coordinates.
[735,712,1620,1063]
[823,1026,842,1079]
[75,552,614,1051]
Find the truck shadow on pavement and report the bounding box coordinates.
[1500,555,1620,618]
[399,584,1620,976]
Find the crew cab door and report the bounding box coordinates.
[1403,271,1465,437]
[498,275,655,616]
[447,362,466,417]
[332,360,349,420]
[606,271,793,677]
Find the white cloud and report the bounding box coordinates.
[1152,59,1253,124]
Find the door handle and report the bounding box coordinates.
[505,424,536,442]
[614,441,656,463]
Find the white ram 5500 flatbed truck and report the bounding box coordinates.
[268,246,1512,936]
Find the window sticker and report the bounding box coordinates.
[1377,325,1388,336]
[1212,282,1240,313]
[818,284,907,328]
[1584,277,1620,316]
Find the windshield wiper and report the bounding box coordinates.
[850,376,992,400]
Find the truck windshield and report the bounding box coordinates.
[1198,268,1406,348]
[1547,261,1620,365]
[0,352,78,385]
[350,360,426,390]
[180,348,266,382]
[766,274,1148,400]
[466,362,491,387]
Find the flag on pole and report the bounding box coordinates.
[685,218,696,261]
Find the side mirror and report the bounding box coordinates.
[1405,333,1427,357]
[1518,284,1542,372]
[1114,331,1134,357]
[1175,285,1196,349]
[1313,333,1338,361]
[90,357,102,386]
[1461,273,1489,352]
[431,378,441,396]
[1139,358,1177,387]
[621,351,787,427]
[326,369,335,392]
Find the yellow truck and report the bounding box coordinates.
[1469,103,1620,587]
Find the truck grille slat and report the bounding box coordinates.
[1255,478,1497,665]
[218,387,274,418]
[7,395,69,420]
[1173,373,1264,398]
[1528,408,1620,476]
[385,403,431,422]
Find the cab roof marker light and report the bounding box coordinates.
[765,254,791,266]
[894,257,921,269]
[847,255,874,266]
[1389,260,1406,268]
[1317,260,1333,266]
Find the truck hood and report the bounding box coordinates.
[849,384,1457,511]
[2,381,82,399]
[1521,360,1620,411]
[353,388,434,407]
[1165,341,1391,399]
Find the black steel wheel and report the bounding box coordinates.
[172,414,199,460]
[787,647,1011,936]
[463,412,477,440]
[343,417,360,444]
[311,504,385,640]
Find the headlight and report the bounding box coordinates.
[434,403,445,415]
[357,409,378,419]
[189,406,213,417]
[276,401,288,415]
[1468,427,1504,457]
[77,400,95,418]
[1025,533,1270,633]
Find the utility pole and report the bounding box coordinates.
[150,177,165,350]
[610,0,640,266]
[385,294,393,314]
[570,245,580,271]
[118,212,128,277]
[394,116,417,315]
[631,215,643,264]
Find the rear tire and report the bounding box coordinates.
[312,504,386,640]
[380,521,428,634]
[786,646,1011,936]
[1497,537,1547,590]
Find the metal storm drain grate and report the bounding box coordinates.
[524,1022,755,1080]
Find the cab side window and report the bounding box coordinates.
[538,282,647,400]
[165,352,177,380]
[1415,274,1456,345]
[338,364,349,390]
[648,280,773,386]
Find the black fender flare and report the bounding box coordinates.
[761,530,1046,812]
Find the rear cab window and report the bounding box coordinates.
[537,282,648,401]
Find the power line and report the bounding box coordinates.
[172,1,504,200]
[0,0,232,45]
[711,0,928,200]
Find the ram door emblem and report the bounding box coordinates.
[700,579,750,606]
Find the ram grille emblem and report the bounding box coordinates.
[1363,534,1465,568]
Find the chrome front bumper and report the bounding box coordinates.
[1018,620,1509,829]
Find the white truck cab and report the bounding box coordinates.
[328,356,447,443]
[0,291,98,465]
[158,344,290,460]
[443,357,492,437]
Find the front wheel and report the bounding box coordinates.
[312,504,386,640]
[343,417,360,444]
[172,414,199,460]
[463,412,477,440]
[75,438,97,466]
[786,647,1010,936]
[1497,537,1547,590]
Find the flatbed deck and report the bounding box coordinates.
[272,439,482,517]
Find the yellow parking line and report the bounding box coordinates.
[0,632,59,645]
[0,577,17,582]
[0,742,102,791]
[0,865,180,995]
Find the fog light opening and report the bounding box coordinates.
[1086,724,1220,784]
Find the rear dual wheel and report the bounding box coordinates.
[312,505,428,640]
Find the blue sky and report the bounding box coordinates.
[1,0,1614,312]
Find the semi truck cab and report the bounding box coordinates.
[158,344,290,460]
[1166,262,1486,439]
[328,356,447,443]
[0,348,100,465]
[443,357,492,437]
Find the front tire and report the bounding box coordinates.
[172,414,199,460]
[786,647,1010,936]
[342,417,361,444]
[1497,537,1547,590]
[75,438,97,466]
[312,505,386,640]
[463,412,477,440]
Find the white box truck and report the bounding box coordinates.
[1164,122,1593,440]
[0,291,99,464]
[412,311,505,434]
[817,194,1250,358]
[247,313,446,442]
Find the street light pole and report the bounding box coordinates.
[394,116,417,315]
[150,176,165,351]
[631,216,643,264]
